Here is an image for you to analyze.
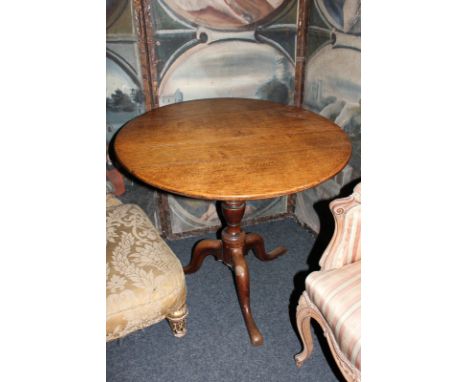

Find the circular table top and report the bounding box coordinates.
[114,98,352,201]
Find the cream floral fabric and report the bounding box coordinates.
[106,203,186,341]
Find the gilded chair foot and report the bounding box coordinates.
[167,305,188,338]
[168,317,187,337]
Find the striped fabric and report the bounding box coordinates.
[305,260,361,370]
[319,183,361,270]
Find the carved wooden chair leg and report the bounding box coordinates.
[167,304,188,338]
[245,232,287,261]
[295,294,314,367]
[231,251,264,346]
[183,239,222,274]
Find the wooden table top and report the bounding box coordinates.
[114,98,352,201]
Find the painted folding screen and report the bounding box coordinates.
[106,0,161,230]
[295,0,361,232]
[148,0,299,236]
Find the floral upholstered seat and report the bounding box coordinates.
[106,195,188,341]
[295,183,361,382]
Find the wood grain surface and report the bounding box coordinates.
[114,98,352,201]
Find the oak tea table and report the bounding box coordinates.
[114,98,351,346]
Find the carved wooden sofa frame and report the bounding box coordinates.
[295,183,361,382]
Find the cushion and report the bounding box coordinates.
[305,261,361,370]
[106,203,186,341]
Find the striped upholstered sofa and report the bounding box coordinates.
[295,183,361,382]
[106,193,188,341]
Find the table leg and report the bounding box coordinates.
[183,200,287,346]
[183,239,222,274]
[231,248,263,346]
[245,233,287,261]
[221,201,264,346]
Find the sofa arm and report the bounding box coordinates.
[319,183,361,271]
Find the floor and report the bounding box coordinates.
[107,218,344,382]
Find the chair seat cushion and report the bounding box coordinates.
[305,261,361,370]
[106,203,186,341]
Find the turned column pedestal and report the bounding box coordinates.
[184,201,287,346]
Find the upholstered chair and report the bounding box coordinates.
[295,183,361,382]
[106,193,188,341]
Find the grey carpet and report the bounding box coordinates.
[107,218,344,382]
